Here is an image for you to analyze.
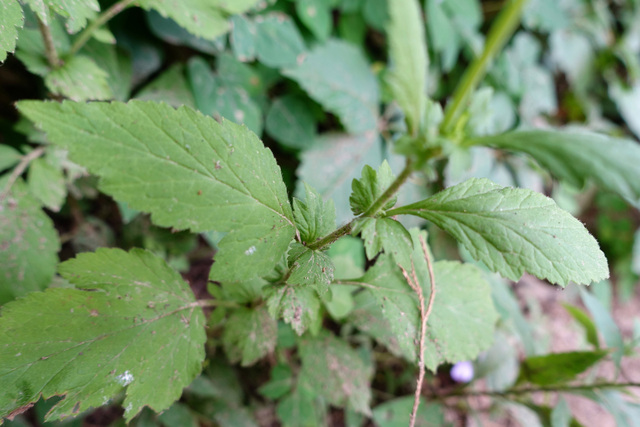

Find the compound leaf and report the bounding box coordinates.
[350,161,397,215]
[293,183,336,245]
[0,0,23,62]
[17,100,295,282]
[0,179,59,305]
[298,332,373,415]
[0,248,206,422]
[471,130,640,208]
[222,306,277,367]
[287,243,334,296]
[391,178,609,286]
[283,39,379,134]
[386,0,428,136]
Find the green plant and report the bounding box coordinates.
[2,0,640,426]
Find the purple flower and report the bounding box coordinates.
[450,361,474,383]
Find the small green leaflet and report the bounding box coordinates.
[517,350,609,386]
[298,332,373,415]
[255,14,306,68]
[350,161,397,215]
[356,229,498,370]
[353,217,413,268]
[230,15,256,62]
[0,179,60,305]
[17,100,296,282]
[0,146,21,172]
[27,157,66,212]
[470,130,640,208]
[293,183,336,244]
[277,381,326,427]
[283,39,379,134]
[23,0,99,33]
[44,55,113,101]
[258,364,293,400]
[137,0,229,41]
[0,0,23,62]
[373,397,444,427]
[296,0,332,41]
[287,243,335,296]
[390,178,609,286]
[222,306,277,367]
[0,248,206,422]
[265,284,321,336]
[386,0,428,136]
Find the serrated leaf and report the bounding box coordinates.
[350,160,397,215]
[296,132,383,224]
[358,229,498,370]
[283,39,379,134]
[254,13,306,68]
[392,178,609,286]
[0,248,206,422]
[0,0,23,62]
[518,350,608,386]
[17,100,295,282]
[0,179,59,305]
[24,0,100,33]
[265,94,317,150]
[136,63,195,108]
[222,306,277,367]
[372,397,444,427]
[296,0,332,41]
[386,0,427,136]
[265,284,321,336]
[471,130,640,208]
[44,55,113,101]
[287,243,334,296]
[27,157,66,212]
[353,217,412,268]
[137,0,229,41]
[298,332,373,415]
[0,146,22,172]
[293,183,336,244]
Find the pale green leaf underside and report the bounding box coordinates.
[44,55,113,102]
[24,0,100,33]
[283,40,379,134]
[299,332,373,415]
[386,0,428,136]
[357,229,497,370]
[393,178,608,286]
[0,248,206,422]
[17,100,295,282]
[0,0,23,62]
[0,179,60,305]
[222,306,277,367]
[471,130,640,208]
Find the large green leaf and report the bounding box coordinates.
[17,100,295,282]
[222,306,277,367]
[0,179,59,305]
[0,248,206,422]
[24,0,99,33]
[298,332,373,415]
[137,0,229,41]
[390,178,609,286]
[0,0,23,62]
[386,0,428,136]
[283,40,379,134]
[470,130,640,208]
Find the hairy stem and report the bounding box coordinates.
[69,0,137,55]
[440,0,527,135]
[38,18,62,68]
[307,159,415,251]
[0,146,46,201]
[430,382,640,400]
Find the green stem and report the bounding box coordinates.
[190,299,238,309]
[0,146,47,201]
[69,0,136,55]
[307,159,415,251]
[430,382,640,400]
[440,0,528,135]
[38,18,62,68]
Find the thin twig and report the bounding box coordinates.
[0,146,46,201]
[399,235,436,427]
[37,18,62,68]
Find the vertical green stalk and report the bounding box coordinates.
[440,0,528,135]
[69,0,137,55]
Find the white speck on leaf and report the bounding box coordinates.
[245,246,256,255]
[116,370,134,386]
